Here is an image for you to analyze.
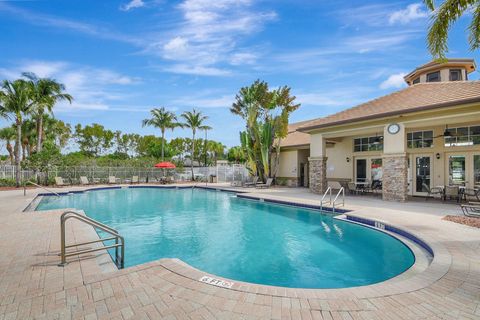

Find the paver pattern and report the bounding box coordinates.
[0,185,479,319]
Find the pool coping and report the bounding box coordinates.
[28,184,450,299]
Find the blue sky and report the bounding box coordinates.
[0,0,479,149]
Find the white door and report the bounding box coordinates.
[413,154,433,196]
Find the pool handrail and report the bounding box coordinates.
[332,187,345,213]
[320,186,332,211]
[59,210,125,269]
[24,180,60,197]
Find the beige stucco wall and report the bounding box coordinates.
[416,68,468,83]
[277,150,298,178]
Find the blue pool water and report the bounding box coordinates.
[36,187,415,288]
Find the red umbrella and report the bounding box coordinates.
[154,161,176,169]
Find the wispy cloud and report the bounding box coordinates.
[389,3,428,25]
[120,0,145,11]
[379,72,408,89]
[172,91,234,108]
[0,2,142,45]
[0,60,141,112]
[145,0,276,76]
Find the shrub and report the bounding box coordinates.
[0,178,16,187]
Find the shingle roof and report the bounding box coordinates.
[279,120,310,148]
[299,81,480,132]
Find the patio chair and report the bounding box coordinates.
[55,177,70,187]
[79,176,90,185]
[347,182,357,195]
[463,188,480,202]
[423,183,443,201]
[243,176,259,187]
[256,178,273,189]
[131,176,139,184]
[108,176,117,184]
[445,185,460,203]
[460,201,480,217]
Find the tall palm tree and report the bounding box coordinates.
[142,107,181,161]
[0,126,16,164]
[424,0,480,58]
[22,72,72,152]
[180,109,211,180]
[0,79,33,186]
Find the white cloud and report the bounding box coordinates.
[389,3,428,25]
[0,3,142,45]
[151,0,276,75]
[380,72,407,89]
[0,60,140,112]
[120,0,145,11]
[173,94,233,108]
[163,64,231,76]
[230,53,257,65]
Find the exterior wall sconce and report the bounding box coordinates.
[436,153,441,160]
[346,157,350,163]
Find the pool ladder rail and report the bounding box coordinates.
[320,186,345,213]
[59,210,125,269]
[24,180,60,197]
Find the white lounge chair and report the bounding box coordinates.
[256,178,273,189]
[55,177,70,187]
[108,176,117,184]
[131,176,139,184]
[80,176,90,185]
[243,176,259,187]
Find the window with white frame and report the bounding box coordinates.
[407,130,434,148]
[353,136,383,152]
[444,125,480,147]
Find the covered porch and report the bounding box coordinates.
[307,105,480,202]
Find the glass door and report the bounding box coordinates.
[448,155,466,186]
[371,158,383,189]
[355,159,367,182]
[414,155,432,195]
[473,154,480,189]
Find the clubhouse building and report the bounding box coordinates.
[278,58,480,201]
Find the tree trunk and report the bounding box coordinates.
[191,132,195,180]
[6,142,14,165]
[15,121,21,187]
[161,129,165,161]
[37,114,43,152]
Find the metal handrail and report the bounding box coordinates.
[60,210,124,269]
[332,187,345,213]
[320,186,332,210]
[24,180,60,197]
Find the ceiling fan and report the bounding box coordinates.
[434,125,458,138]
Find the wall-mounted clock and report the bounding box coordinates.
[387,123,400,135]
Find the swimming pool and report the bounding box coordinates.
[36,187,415,288]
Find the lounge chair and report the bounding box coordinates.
[347,182,357,195]
[243,176,259,187]
[423,183,443,201]
[108,176,117,184]
[256,178,273,189]
[55,177,70,187]
[460,202,480,217]
[131,176,139,184]
[445,185,460,202]
[80,176,90,185]
[463,188,480,202]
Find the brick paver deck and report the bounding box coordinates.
[0,185,479,319]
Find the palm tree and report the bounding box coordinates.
[423,0,480,58]
[0,127,16,164]
[142,107,181,161]
[23,73,72,152]
[180,109,211,180]
[0,79,33,186]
